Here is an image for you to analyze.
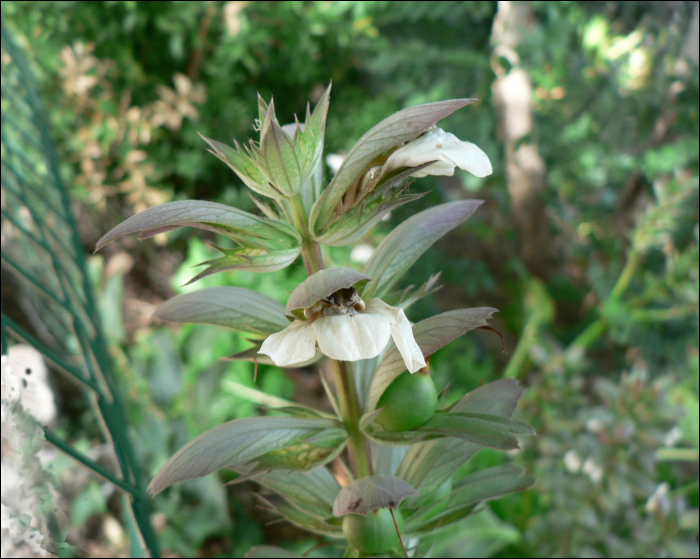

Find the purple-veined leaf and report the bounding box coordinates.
[332,474,418,516]
[153,287,289,337]
[366,307,497,412]
[395,379,527,498]
[95,200,300,253]
[149,416,343,495]
[363,200,483,298]
[309,99,477,235]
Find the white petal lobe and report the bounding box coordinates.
[258,320,317,366]
[383,128,492,178]
[390,308,426,373]
[313,313,392,361]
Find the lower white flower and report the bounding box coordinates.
[383,127,492,178]
[259,298,425,372]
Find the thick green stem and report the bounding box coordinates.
[289,195,324,274]
[332,359,371,479]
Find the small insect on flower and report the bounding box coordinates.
[259,268,425,372]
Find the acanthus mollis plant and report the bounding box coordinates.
[96,84,536,557]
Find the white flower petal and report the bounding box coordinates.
[366,299,426,373]
[259,320,317,366]
[383,128,492,178]
[313,312,392,361]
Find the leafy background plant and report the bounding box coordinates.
[1,1,697,557]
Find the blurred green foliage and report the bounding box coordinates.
[3,1,698,557]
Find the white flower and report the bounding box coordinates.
[259,298,425,372]
[383,127,492,178]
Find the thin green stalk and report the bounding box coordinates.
[332,359,371,478]
[567,248,642,353]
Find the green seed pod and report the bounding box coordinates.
[342,508,403,555]
[375,371,437,432]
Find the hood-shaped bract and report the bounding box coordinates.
[286,267,371,316]
[260,298,426,373]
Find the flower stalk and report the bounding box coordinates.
[291,208,370,479]
[332,359,371,479]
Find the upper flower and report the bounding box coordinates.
[258,268,426,372]
[382,127,492,178]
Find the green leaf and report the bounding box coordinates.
[286,267,371,315]
[249,466,341,518]
[380,272,442,310]
[405,466,536,533]
[236,434,347,479]
[309,99,477,235]
[313,190,428,247]
[149,416,343,494]
[332,475,418,516]
[260,111,302,196]
[366,308,497,412]
[299,83,331,181]
[415,412,534,450]
[199,134,282,200]
[261,496,343,538]
[361,411,533,451]
[396,380,527,498]
[363,200,483,298]
[153,287,289,337]
[186,242,301,283]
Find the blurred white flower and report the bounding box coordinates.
[564,449,583,473]
[383,127,492,178]
[350,243,374,264]
[582,457,603,483]
[259,298,425,372]
[326,153,345,176]
[645,482,671,515]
